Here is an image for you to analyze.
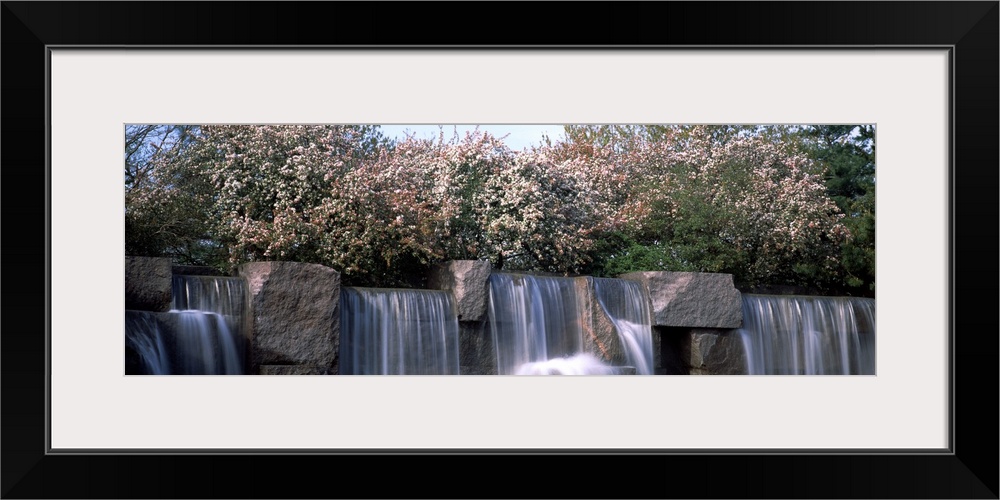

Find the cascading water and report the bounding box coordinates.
[168,275,248,375]
[165,310,244,375]
[737,294,876,375]
[125,312,171,375]
[487,273,656,375]
[339,287,460,375]
[486,273,586,375]
[171,275,249,320]
[592,277,655,375]
[125,275,248,375]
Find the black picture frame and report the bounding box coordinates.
[3,2,997,498]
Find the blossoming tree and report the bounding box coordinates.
[126,123,863,291]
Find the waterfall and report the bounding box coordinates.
[166,310,244,375]
[125,312,171,375]
[168,275,248,375]
[737,294,876,375]
[592,277,655,375]
[125,275,248,375]
[171,275,249,320]
[339,287,461,375]
[486,273,586,375]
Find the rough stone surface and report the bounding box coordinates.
[684,328,748,375]
[576,278,629,368]
[458,321,496,375]
[237,261,341,375]
[620,271,743,328]
[427,260,492,322]
[125,256,173,312]
[259,364,321,375]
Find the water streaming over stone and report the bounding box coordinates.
[737,294,876,375]
[125,312,171,375]
[592,277,655,375]
[340,287,461,375]
[487,273,587,375]
[166,310,245,375]
[168,275,248,375]
[125,275,249,375]
[171,275,249,320]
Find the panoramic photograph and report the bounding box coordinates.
[124,124,876,376]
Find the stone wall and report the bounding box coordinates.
[576,277,631,369]
[457,320,496,375]
[428,260,491,322]
[651,327,748,375]
[621,271,746,375]
[127,256,754,376]
[238,261,341,375]
[125,256,172,312]
[428,260,496,374]
[620,271,742,329]
[125,257,177,374]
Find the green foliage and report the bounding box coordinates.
[124,124,216,266]
[558,125,853,290]
[125,124,875,293]
[796,125,876,295]
[559,124,875,295]
[599,239,696,277]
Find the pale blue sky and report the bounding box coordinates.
[378,124,568,151]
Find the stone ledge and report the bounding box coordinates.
[237,261,341,374]
[125,256,172,312]
[620,271,742,328]
[427,260,492,322]
[259,364,322,375]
